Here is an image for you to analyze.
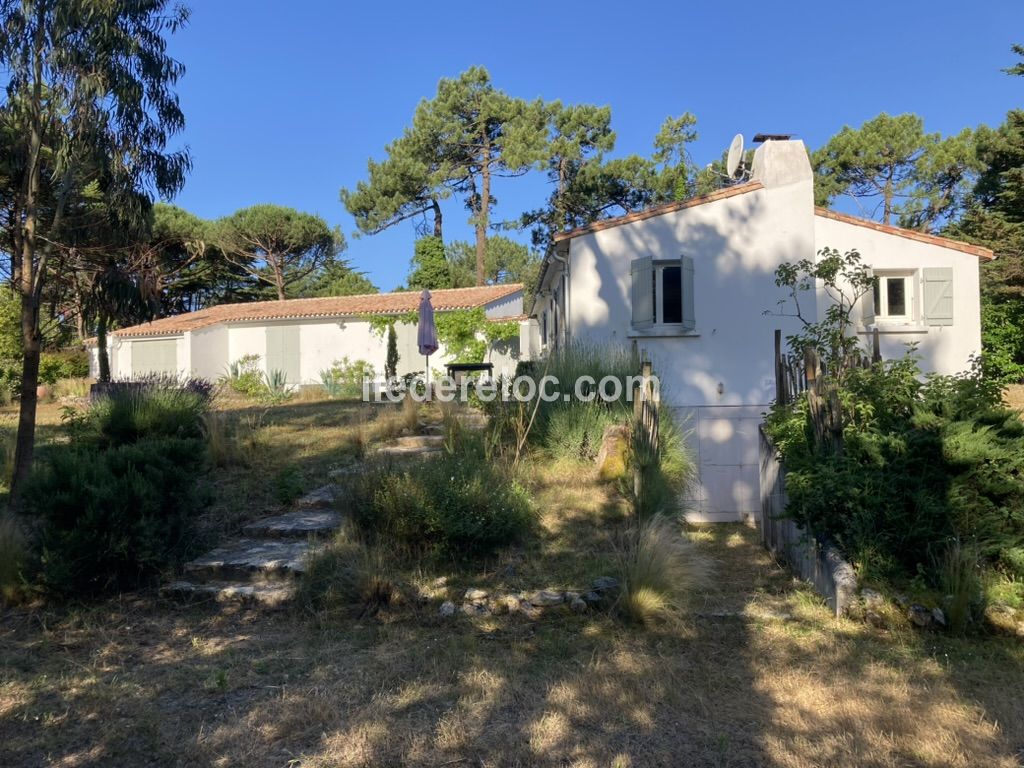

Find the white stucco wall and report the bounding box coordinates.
[567,180,812,410]
[813,215,983,375]
[553,139,985,522]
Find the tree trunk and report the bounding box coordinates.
[273,256,286,300]
[883,166,894,225]
[476,145,491,287]
[431,199,443,241]
[11,295,40,499]
[97,315,110,382]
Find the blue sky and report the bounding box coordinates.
[165,1,1024,292]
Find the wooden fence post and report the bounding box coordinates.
[774,330,786,405]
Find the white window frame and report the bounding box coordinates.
[872,271,917,324]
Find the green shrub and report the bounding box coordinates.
[39,349,89,385]
[764,353,1024,589]
[224,354,264,397]
[24,437,207,595]
[274,465,304,505]
[81,378,211,448]
[319,357,375,399]
[348,431,534,557]
[0,359,21,396]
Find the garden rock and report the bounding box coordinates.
[907,604,933,628]
[464,588,489,601]
[592,576,620,592]
[866,611,888,629]
[931,607,947,627]
[582,591,603,605]
[860,588,885,609]
[462,601,488,616]
[570,597,588,613]
[529,590,565,607]
[596,424,630,481]
[439,601,456,617]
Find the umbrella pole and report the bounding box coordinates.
[425,355,430,399]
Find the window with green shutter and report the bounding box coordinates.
[630,255,695,333]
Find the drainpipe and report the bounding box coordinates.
[552,243,569,345]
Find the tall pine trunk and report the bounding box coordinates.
[431,199,443,240]
[476,143,491,286]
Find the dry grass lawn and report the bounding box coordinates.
[1,397,1023,767]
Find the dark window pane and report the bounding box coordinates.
[886,278,906,316]
[651,269,658,324]
[662,265,682,324]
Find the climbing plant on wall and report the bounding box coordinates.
[359,309,519,364]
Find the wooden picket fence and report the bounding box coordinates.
[772,328,882,407]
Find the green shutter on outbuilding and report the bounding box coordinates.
[265,325,301,385]
[131,338,178,376]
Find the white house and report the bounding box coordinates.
[533,137,993,523]
[90,284,529,384]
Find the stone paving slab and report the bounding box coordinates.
[392,434,445,448]
[184,538,318,580]
[373,445,443,458]
[163,579,295,607]
[295,484,341,509]
[242,510,343,538]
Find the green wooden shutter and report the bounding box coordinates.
[923,268,954,326]
[681,255,695,332]
[131,339,178,376]
[861,269,876,326]
[631,257,654,328]
[266,325,301,384]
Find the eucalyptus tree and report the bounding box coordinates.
[0,0,191,493]
[214,205,344,300]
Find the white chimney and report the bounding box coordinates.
[750,138,813,189]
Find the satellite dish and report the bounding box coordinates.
[726,133,745,178]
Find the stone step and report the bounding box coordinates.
[393,434,445,448]
[372,445,443,459]
[296,484,341,509]
[183,537,320,582]
[242,510,343,538]
[163,579,295,607]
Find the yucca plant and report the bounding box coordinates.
[261,369,294,403]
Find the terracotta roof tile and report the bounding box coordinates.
[111,284,523,338]
[814,208,994,260]
[552,181,765,242]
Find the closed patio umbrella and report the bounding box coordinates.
[417,289,439,392]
